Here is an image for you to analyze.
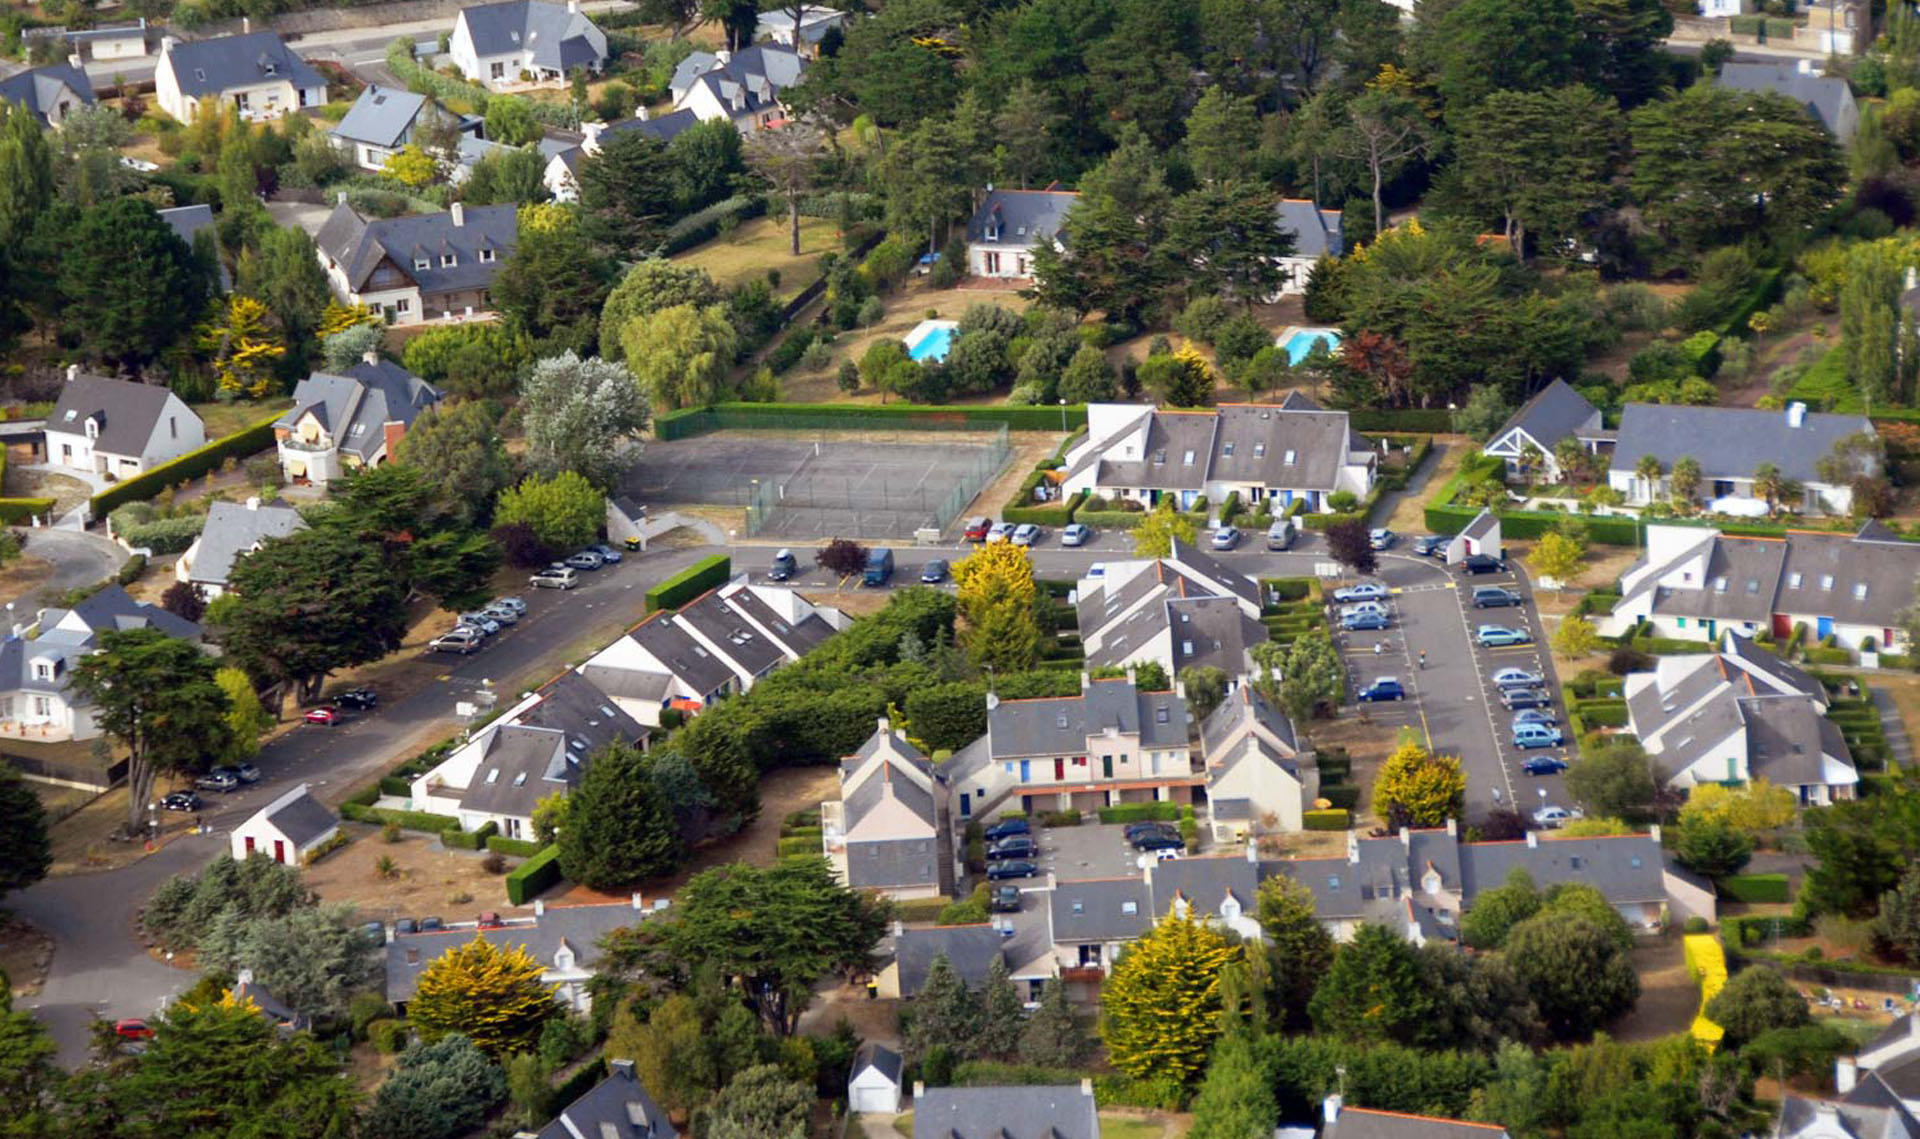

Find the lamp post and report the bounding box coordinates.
[1058,398,1067,433]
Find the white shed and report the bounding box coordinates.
[230,783,339,865]
[1444,508,1502,566]
[848,1043,903,1115]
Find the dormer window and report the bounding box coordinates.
[440,253,457,267]
[479,248,496,263]
[31,660,54,681]
[414,257,431,271]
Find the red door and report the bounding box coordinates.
[272,839,285,864]
[1771,614,1791,639]
[243,836,255,856]
[1054,758,1065,781]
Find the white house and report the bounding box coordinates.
[1608,402,1878,516]
[314,199,517,325]
[0,63,95,128]
[0,586,201,742]
[1442,508,1501,567]
[1200,685,1312,839]
[756,5,849,51]
[230,783,339,864]
[45,370,206,480]
[1271,199,1343,298]
[848,1044,903,1115]
[272,358,442,486]
[154,32,326,123]
[1072,540,1267,681]
[449,0,608,89]
[1483,379,1611,483]
[175,497,307,599]
[386,899,649,1015]
[820,718,956,900]
[669,44,805,132]
[964,188,1076,279]
[541,108,703,202]
[329,85,475,173]
[1777,1014,1920,1138]
[58,19,150,62]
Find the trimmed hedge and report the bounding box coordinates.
[1071,508,1148,530]
[1002,460,1086,526]
[1721,873,1790,904]
[1320,783,1361,811]
[1303,808,1351,831]
[654,401,1091,438]
[776,835,822,857]
[661,194,768,256]
[0,496,56,523]
[118,514,206,554]
[90,412,282,515]
[378,776,413,797]
[442,821,498,850]
[1097,801,1185,823]
[505,844,563,905]
[1263,577,1315,603]
[340,803,462,833]
[486,834,543,857]
[1350,409,1453,433]
[644,554,730,612]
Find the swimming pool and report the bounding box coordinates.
[906,320,960,363]
[1279,327,1341,365]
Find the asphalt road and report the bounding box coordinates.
[0,529,127,611]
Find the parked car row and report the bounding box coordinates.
[430,597,528,655]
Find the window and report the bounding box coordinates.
[441,253,457,267]
[1820,574,1834,591]
[484,768,500,784]
[479,248,496,263]
[32,696,50,717]
[1121,901,1137,915]
[512,772,526,786]
[1328,875,1341,890]
[1789,572,1803,589]
[1712,577,1726,592]
[1854,582,1868,600]
[1745,579,1759,593]
[1156,706,1169,723]
[1152,450,1166,465]
[396,298,411,313]
[1223,442,1235,456]
[1181,640,1193,656]
[1283,449,1296,465]
[414,257,431,270]
[169,417,177,439]
[1254,443,1266,457]
[1182,450,1195,465]
[1071,900,1084,915]
[1569,856,1584,870]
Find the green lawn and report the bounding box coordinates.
[673,214,842,301]
[192,397,295,439]
[1784,343,1858,412]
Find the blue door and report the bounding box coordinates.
[1281,490,1294,507]
[1817,616,1834,640]
[1019,759,1031,783]
[1704,620,1716,640]
[1181,490,1197,509]
[959,792,970,818]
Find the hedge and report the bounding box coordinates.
[1097,801,1185,823]
[1728,14,1802,38]
[441,821,498,850]
[1349,409,1453,433]
[1721,873,1790,904]
[644,554,730,612]
[116,514,205,553]
[340,804,462,833]
[1003,464,1086,527]
[776,835,822,857]
[486,834,543,857]
[1320,783,1361,811]
[89,412,282,516]
[505,844,564,905]
[1303,808,1351,831]
[661,194,768,257]
[0,497,55,524]
[1573,701,1629,728]
[654,401,1091,439]
[1263,577,1316,603]
[1070,508,1148,530]
[378,776,413,797]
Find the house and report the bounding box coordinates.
[1443,509,1502,567]
[1483,379,1612,483]
[911,1082,1100,1139]
[1716,59,1860,143]
[1600,522,1920,659]
[1046,850,1269,976]
[536,1058,677,1139]
[1698,0,1745,17]
[450,0,609,89]
[579,579,846,725]
[1776,1015,1920,1137]
[821,718,957,900]
[1271,199,1343,297]
[273,357,443,485]
[756,5,849,52]
[1624,632,1857,805]
[1773,1096,1916,1139]
[229,783,338,865]
[56,19,150,62]
[848,1044,903,1115]
[0,586,201,742]
[877,924,1007,998]
[44,370,206,479]
[315,199,517,324]
[1608,402,1877,515]
[1200,684,1313,838]
[1073,540,1267,682]
[1319,1098,1513,1139]
[0,63,95,128]
[965,188,1076,279]
[331,85,475,172]
[409,670,647,839]
[386,898,649,1014]
[1061,402,1376,514]
[157,204,231,292]
[944,677,1195,822]
[542,108,703,202]
[669,44,805,132]
[154,32,326,123]
[230,972,309,1033]
[174,497,308,599]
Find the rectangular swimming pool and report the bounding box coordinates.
[906,320,959,362]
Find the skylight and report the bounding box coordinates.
[1283,449,1296,465]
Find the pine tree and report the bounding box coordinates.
[905,953,976,1063]
[0,765,50,901]
[198,295,287,400]
[556,743,681,889]
[1100,910,1239,1086]
[408,935,558,1057]
[1308,923,1433,1044]
[1019,978,1087,1068]
[976,956,1025,1059]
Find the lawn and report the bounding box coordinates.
[192,397,295,439]
[1784,343,1857,412]
[674,214,843,301]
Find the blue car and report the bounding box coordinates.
[1513,724,1565,750]
[1357,678,1406,702]
[1511,708,1559,729]
[985,817,1031,841]
[1522,756,1569,775]
[1343,611,1390,631]
[1477,624,1532,647]
[591,544,624,563]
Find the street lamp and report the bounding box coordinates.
[1058,398,1067,433]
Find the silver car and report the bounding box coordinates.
[458,613,501,636]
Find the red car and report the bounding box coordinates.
[303,708,341,726]
[114,1018,154,1040]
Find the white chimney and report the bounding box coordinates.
[1650,824,1662,843]
[1445,817,1457,837]
[1323,1095,1343,1123]
[636,105,649,121]
[1797,57,1815,74]
[582,120,606,152]
[913,1081,925,1100]
[241,15,250,33]
[236,968,254,986]
[65,364,79,383]
[877,716,889,734]
[533,898,545,915]
[337,190,349,205]
[1079,1078,1093,1096]
[1788,401,1808,429]
[1526,831,1539,848]
[161,34,180,55]
[1837,1057,1858,1094]
[68,52,83,69]
[567,0,579,11]
[985,691,1000,710]
[245,496,260,511]
[449,201,465,227]
[716,48,731,64]
[630,892,645,910]
[1907,266,1917,292]
[363,349,380,366]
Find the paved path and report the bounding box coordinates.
[1872,687,1914,767]
[0,528,125,609]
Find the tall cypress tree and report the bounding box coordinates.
[556,744,680,889]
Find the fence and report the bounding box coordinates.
[656,402,1088,438]
[741,423,1011,537]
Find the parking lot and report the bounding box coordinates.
[974,820,1174,894]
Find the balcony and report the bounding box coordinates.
[1059,965,1106,984]
[279,435,335,454]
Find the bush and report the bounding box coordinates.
[1319,784,1361,811]
[1684,916,1710,934]
[1174,296,1230,343]
[350,992,394,1040]
[661,195,767,256]
[441,822,497,850]
[90,413,281,516]
[117,554,146,586]
[644,554,730,612]
[368,1018,410,1053]
[1096,801,1183,824]
[504,844,563,905]
[1303,809,1351,831]
[118,515,206,554]
[481,852,508,874]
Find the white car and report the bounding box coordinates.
[987,522,1014,544]
[492,596,528,615]
[1012,523,1044,546]
[1532,805,1583,829]
[1331,582,1388,604]
[457,613,501,636]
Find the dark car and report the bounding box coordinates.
[1356,678,1406,703]
[1461,554,1508,575]
[920,559,950,584]
[1411,535,1447,557]
[1472,586,1521,609]
[1522,756,1569,776]
[987,836,1037,861]
[1123,821,1177,841]
[418,916,444,932]
[362,920,386,945]
[986,860,1038,881]
[161,790,202,812]
[990,885,1023,912]
[395,918,418,935]
[1500,687,1550,711]
[333,688,378,710]
[770,549,797,581]
[1342,611,1390,632]
[1132,830,1185,852]
[985,818,1031,841]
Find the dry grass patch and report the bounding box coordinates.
[303,824,517,920]
[676,214,841,301]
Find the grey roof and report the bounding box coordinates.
[717,586,836,656]
[967,188,1078,248]
[1722,631,1824,700]
[603,106,702,145]
[893,927,1003,995]
[1862,1013,1918,1057]
[1776,1094,1916,1139]
[1878,1053,1920,1101]
[276,362,441,461]
[675,44,805,118]
[1458,834,1667,904]
[460,670,646,819]
[1150,854,1259,915]
[1049,877,1152,943]
[578,662,674,704]
[1635,534,1788,626]
[849,836,941,890]
[59,584,202,641]
[1324,1107,1510,1139]
[1076,405,1358,494]
[1745,696,1854,787]
[1461,509,1500,542]
[331,84,429,148]
[263,789,337,848]
[1166,538,1262,608]
[48,374,190,458]
[386,902,641,1000]
[624,610,736,698]
[316,200,517,298]
[537,1060,678,1139]
[674,588,785,677]
[1610,402,1877,487]
[0,63,94,126]
[853,1042,902,1085]
[1491,379,1602,453]
[230,978,307,1029]
[986,678,1189,760]
[459,0,608,72]
[157,203,216,248]
[187,499,307,587]
[1165,596,1269,676]
[1275,199,1343,259]
[1774,526,1920,629]
[843,753,937,833]
[1200,679,1297,757]
[1716,61,1856,138]
[912,1085,1099,1139]
[163,32,325,99]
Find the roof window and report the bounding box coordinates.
[484,768,500,784]
[1254,443,1266,457]
[1819,574,1834,591]
[1182,450,1195,466]
[1283,450,1296,465]
[1071,900,1084,915]
[512,772,526,786]
[1854,582,1868,600]
[1223,442,1235,457]
[1121,901,1138,915]
[1788,572,1803,589]
[1745,579,1759,593]
[1155,706,1169,723]
[1712,577,1727,593]
[1056,714,1068,729]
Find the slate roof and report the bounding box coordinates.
[624,610,736,697]
[1722,631,1824,701]
[1070,404,1360,494]
[1461,509,1500,543]
[674,588,786,677]
[853,1042,902,1085]
[1152,853,1259,915]
[1164,595,1269,676]
[187,499,307,587]
[1775,1095,1916,1139]
[674,44,805,116]
[1634,535,1788,626]
[537,1059,678,1139]
[1275,199,1343,259]
[720,585,837,655]
[843,755,937,833]
[1490,379,1602,453]
[59,584,202,640]
[157,203,216,249]
[0,63,94,126]
[276,361,441,461]
[459,0,608,72]
[1049,876,1151,943]
[893,926,1004,995]
[331,84,428,148]
[262,787,337,848]
[1774,526,1920,627]
[1324,1107,1509,1139]
[967,188,1078,248]
[1716,61,1856,137]
[459,670,646,819]
[602,106,702,145]
[1200,681,1297,756]
[163,31,325,99]
[48,374,189,458]
[912,1085,1099,1139]
[386,902,641,1000]
[1609,403,1877,487]
[1744,697,1853,787]
[579,662,674,704]
[1458,834,1667,904]
[316,200,517,297]
[985,678,1189,760]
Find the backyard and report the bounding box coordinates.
[675,214,845,302]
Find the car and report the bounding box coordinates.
[986,860,1038,881]
[769,549,798,581]
[987,522,1013,543]
[1513,724,1565,749]
[1265,519,1298,551]
[920,559,950,584]
[1342,611,1390,632]
[1012,523,1043,546]
[1210,526,1242,550]
[232,762,262,784]
[565,551,604,571]
[395,918,418,935]
[1357,678,1406,703]
[493,596,528,616]
[985,817,1031,841]
[1369,528,1397,550]
[1338,600,1389,620]
[1472,586,1521,609]
[530,566,578,590]
[1062,523,1093,547]
[1532,805,1581,829]
[1521,756,1570,775]
[591,544,624,563]
[161,791,202,812]
[481,603,520,626]
[1492,668,1544,689]
[362,920,386,945]
[963,516,992,542]
[1477,624,1532,647]
[304,707,342,726]
[114,1018,155,1040]
[990,885,1023,913]
[195,770,239,792]
[1123,821,1179,841]
[987,836,1037,861]
[1086,563,1106,579]
[333,688,378,710]
[1461,554,1508,575]
[429,628,483,654]
[1500,687,1550,711]
[477,911,504,929]
[1131,830,1185,852]
[1511,708,1559,728]
[1331,582,1388,603]
[1411,535,1447,557]
[418,916,444,932]
[458,613,501,636]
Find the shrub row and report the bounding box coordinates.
[776,835,822,857]
[1002,469,1086,527]
[1262,577,1316,603]
[1096,801,1185,823]
[1320,783,1361,811]
[644,554,730,613]
[504,844,563,905]
[378,776,413,798]
[1070,508,1147,530]
[441,822,497,850]
[1728,15,1802,38]
[1303,808,1351,831]
[1349,409,1454,433]
[486,834,544,857]
[660,194,768,257]
[0,497,55,524]
[1720,873,1791,904]
[115,514,205,554]
[654,401,1093,439]
[340,803,461,833]
[90,413,281,515]
[1573,700,1629,728]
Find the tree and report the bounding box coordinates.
[1132,497,1200,558]
[463,145,549,205]
[0,766,50,901]
[1324,519,1378,576]
[493,471,604,553]
[578,131,678,256]
[704,1064,811,1139]
[1029,127,1176,326]
[906,952,977,1063]
[198,293,287,400]
[1374,740,1467,830]
[1876,864,1920,962]
[1671,815,1754,879]
[1102,910,1239,1086]
[1705,966,1808,1047]
[1454,86,1622,258]
[1169,183,1295,304]
[620,302,741,410]
[1059,345,1118,403]
[1332,89,1434,237]
[1565,740,1658,821]
[1278,628,1345,729]
[1188,1030,1279,1139]
[393,401,516,527]
[214,667,271,766]
[493,204,617,354]
[744,116,830,256]
[1138,344,1216,407]
[1751,462,1787,514]
[409,935,557,1057]
[62,196,207,367]
[363,1034,507,1139]
[666,118,744,212]
[212,904,380,1022]
[557,744,680,889]
[1669,455,1702,504]
[606,985,759,1118]
[1020,977,1088,1067]
[1679,779,1797,835]
[1452,385,1514,441]
[382,143,439,189]
[1255,875,1335,1029]
[1309,923,1433,1044]
[1803,793,1920,917]
[977,955,1025,1059]
[1552,614,1601,661]
[246,224,332,355]
[953,541,1040,673]
[519,351,649,491]
[1428,0,1578,109]
[71,627,232,833]
[1502,912,1639,1039]
[815,537,869,578]
[1460,869,1542,950]
[0,996,58,1136]
[319,322,382,373]
[599,260,723,360]
[484,97,540,146]
[323,463,499,613]
[1180,665,1229,722]
[1184,87,1261,185]
[1529,531,1585,588]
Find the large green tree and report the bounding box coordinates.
[905,952,977,1063]
[619,302,741,410]
[1308,923,1433,1044]
[1451,86,1620,258]
[362,1034,506,1139]
[703,1064,811,1139]
[578,132,679,257]
[392,401,518,527]
[557,744,681,889]
[1804,792,1920,917]
[1102,910,1240,1087]
[493,204,617,354]
[1427,0,1579,111]
[1704,965,1808,1047]
[71,627,233,833]
[493,470,605,553]
[1501,911,1639,1039]
[240,224,331,365]
[0,765,50,901]
[1169,183,1294,304]
[598,260,722,361]
[61,197,208,368]
[321,463,499,612]
[1564,740,1659,821]
[1030,126,1177,326]
[520,351,650,490]
[1255,875,1335,1028]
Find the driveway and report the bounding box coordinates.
[0,528,125,609]
[266,199,335,238]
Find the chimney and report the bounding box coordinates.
[1649,823,1661,843]
[1837,1057,1858,1094]
[245,496,260,511]
[242,15,250,33]
[1079,1078,1093,1096]
[1245,840,1258,864]
[161,34,180,55]
[1787,401,1808,429]
[583,120,606,152]
[611,1058,636,1081]
[636,105,649,121]
[362,349,381,367]
[337,190,349,205]
[1399,827,1411,849]
[1080,669,1091,691]
[1797,57,1814,74]
[890,919,904,937]
[631,892,645,910]
[1323,1095,1343,1123]
[65,364,79,383]
[450,201,465,228]
[716,48,731,64]
[877,716,889,734]
[1346,831,1359,864]
[68,52,83,69]
[985,691,1000,711]
[1445,817,1457,837]
[1907,266,1917,292]
[236,968,254,986]
[1526,831,1539,848]
[533,898,545,915]
[913,1081,925,1100]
